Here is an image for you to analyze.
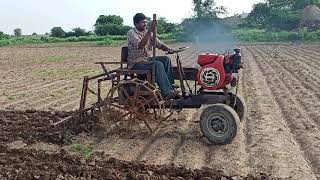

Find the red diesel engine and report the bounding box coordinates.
[197,48,242,91]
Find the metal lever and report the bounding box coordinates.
[152,14,157,58]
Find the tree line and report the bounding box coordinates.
[1,0,319,42]
[0,15,179,38]
[241,0,320,30]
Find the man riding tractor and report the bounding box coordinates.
[54,13,245,145]
[127,13,179,99]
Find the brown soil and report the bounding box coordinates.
[0,145,274,180]
[0,110,98,144]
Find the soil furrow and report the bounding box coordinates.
[2,81,78,109]
[255,45,320,99]
[247,45,320,179]
[256,45,320,127]
[273,45,320,77]
[278,44,320,69]
[242,46,317,179]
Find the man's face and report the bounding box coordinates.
[135,19,147,31]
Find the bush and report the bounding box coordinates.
[158,33,175,40]
[109,35,127,41]
[231,28,320,42]
[96,38,115,46]
[0,33,173,47]
[175,31,193,42]
[0,31,9,39]
[0,39,10,46]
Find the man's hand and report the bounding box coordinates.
[137,20,157,49]
[167,48,174,54]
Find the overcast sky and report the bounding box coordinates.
[0,0,263,35]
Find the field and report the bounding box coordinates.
[0,42,320,179]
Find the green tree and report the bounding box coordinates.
[249,3,271,25]
[65,28,91,37]
[86,31,94,36]
[50,27,66,38]
[192,0,227,19]
[94,15,131,36]
[32,32,37,36]
[165,23,177,33]
[71,27,87,37]
[268,0,293,9]
[146,17,178,34]
[246,0,315,30]
[157,17,178,34]
[95,24,131,36]
[291,0,320,9]
[94,15,124,27]
[268,0,320,10]
[178,0,229,41]
[14,28,22,37]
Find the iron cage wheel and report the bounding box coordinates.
[100,79,166,134]
[200,104,240,145]
[233,96,247,121]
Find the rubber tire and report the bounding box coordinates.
[233,96,247,121]
[200,104,240,145]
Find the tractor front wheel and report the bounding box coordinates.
[200,104,240,145]
[233,96,247,121]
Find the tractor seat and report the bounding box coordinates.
[120,46,155,83]
[94,47,156,84]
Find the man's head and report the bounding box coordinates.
[134,13,147,31]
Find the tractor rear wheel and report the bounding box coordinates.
[100,79,169,134]
[200,104,240,145]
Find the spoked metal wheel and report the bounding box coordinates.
[200,104,240,145]
[100,79,171,134]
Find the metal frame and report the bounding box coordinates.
[53,46,238,128]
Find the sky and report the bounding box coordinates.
[0,0,263,35]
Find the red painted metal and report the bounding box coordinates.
[197,54,234,91]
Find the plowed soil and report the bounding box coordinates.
[1,42,320,179]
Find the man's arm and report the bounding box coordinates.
[137,20,157,49]
[128,30,150,49]
[138,31,151,49]
[159,43,170,52]
[156,38,173,53]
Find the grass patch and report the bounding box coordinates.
[174,28,320,43]
[96,38,116,46]
[7,95,16,101]
[71,143,93,159]
[0,34,174,47]
[231,28,320,42]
